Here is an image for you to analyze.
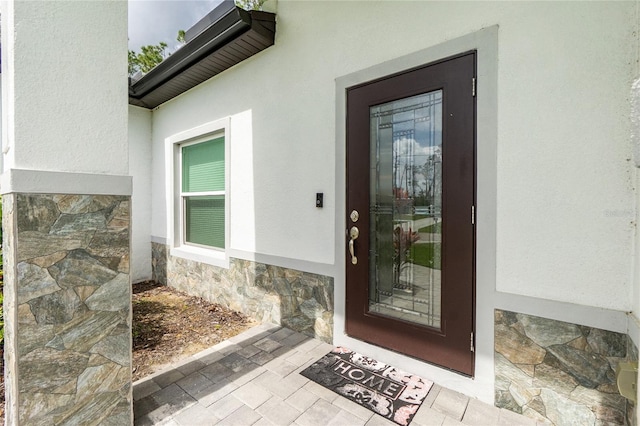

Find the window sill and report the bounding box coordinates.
[170,245,229,269]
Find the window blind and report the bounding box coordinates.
[185,196,225,248]
[182,137,225,192]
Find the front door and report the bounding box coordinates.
[345,52,476,376]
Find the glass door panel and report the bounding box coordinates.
[346,52,475,374]
[368,91,443,329]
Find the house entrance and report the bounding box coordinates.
[345,52,476,376]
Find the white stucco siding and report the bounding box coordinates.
[495,2,636,310]
[6,1,128,175]
[150,41,336,264]
[129,106,152,282]
[151,1,636,310]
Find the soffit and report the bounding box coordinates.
[128,7,275,109]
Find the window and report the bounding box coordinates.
[181,137,225,249]
[167,118,230,267]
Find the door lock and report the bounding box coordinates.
[349,226,359,265]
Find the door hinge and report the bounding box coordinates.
[472,77,476,97]
[470,332,475,352]
[471,205,475,225]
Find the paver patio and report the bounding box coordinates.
[133,324,543,425]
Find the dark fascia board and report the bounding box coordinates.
[184,0,237,43]
[129,6,275,109]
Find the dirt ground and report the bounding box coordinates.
[0,281,255,422]
[132,281,256,381]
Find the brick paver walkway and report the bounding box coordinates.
[133,324,540,425]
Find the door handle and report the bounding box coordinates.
[349,226,359,265]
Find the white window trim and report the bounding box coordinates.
[165,117,231,268]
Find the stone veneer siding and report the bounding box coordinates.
[495,309,637,426]
[4,194,132,424]
[629,340,639,426]
[152,242,333,343]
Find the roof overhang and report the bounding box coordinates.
[128,4,275,109]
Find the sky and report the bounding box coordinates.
[128,0,224,53]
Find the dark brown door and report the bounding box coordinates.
[346,52,476,376]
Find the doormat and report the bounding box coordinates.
[300,347,433,426]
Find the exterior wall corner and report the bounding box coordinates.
[4,193,132,424]
[152,243,334,343]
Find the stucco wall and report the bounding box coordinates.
[145,1,638,403]
[129,106,152,282]
[2,1,128,175]
[632,169,640,352]
[150,1,635,311]
[632,74,640,334]
[493,3,634,310]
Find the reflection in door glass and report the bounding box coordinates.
[369,91,442,329]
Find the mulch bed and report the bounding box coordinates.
[0,350,3,421]
[132,281,256,381]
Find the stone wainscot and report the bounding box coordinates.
[495,309,637,426]
[152,242,334,343]
[5,194,132,424]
